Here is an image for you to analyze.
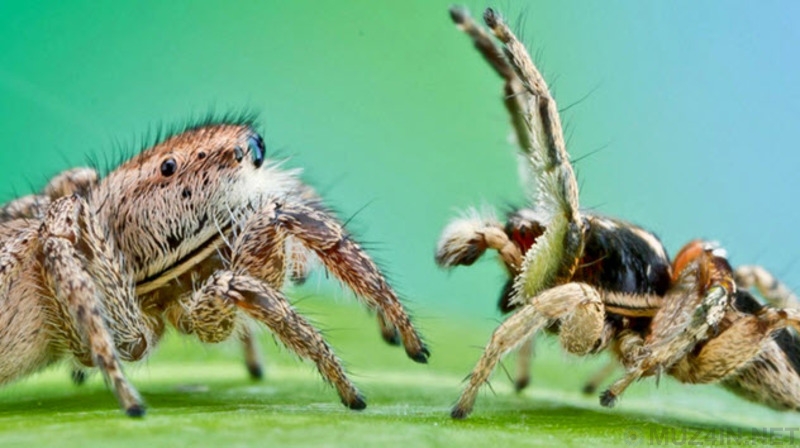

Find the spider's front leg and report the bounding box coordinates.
[172,199,364,407]
[260,200,430,362]
[40,195,145,416]
[452,282,605,419]
[187,270,366,409]
[179,198,427,408]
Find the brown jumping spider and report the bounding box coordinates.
[436,7,800,419]
[0,116,429,417]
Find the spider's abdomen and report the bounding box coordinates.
[573,216,671,296]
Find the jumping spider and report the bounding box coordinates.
[0,117,429,417]
[436,7,800,419]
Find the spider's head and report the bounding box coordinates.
[94,123,301,282]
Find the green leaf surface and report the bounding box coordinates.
[1,296,798,447]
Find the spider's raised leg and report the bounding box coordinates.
[449,8,585,299]
[452,282,605,419]
[449,6,533,158]
[477,8,584,302]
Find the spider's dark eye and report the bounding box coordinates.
[160,158,178,177]
[249,135,266,168]
[234,146,244,163]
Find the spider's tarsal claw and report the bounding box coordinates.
[483,7,500,28]
[582,383,597,395]
[514,376,530,393]
[599,390,618,408]
[71,369,87,386]
[449,5,468,24]
[408,345,431,364]
[125,404,146,418]
[346,395,367,411]
[381,328,401,346]
[451,405,470,420]
[246,362,264,381]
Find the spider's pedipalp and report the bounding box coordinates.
[435,207,521,270]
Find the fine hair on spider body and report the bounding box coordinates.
[0,117,429,417]
[437,6,800,420]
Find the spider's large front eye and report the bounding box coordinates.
[161,158,178,177]
[249,134,265,168]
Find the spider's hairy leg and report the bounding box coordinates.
[255,200,429,363]
[436,208,522,270]
[286,237,313,285]
[0,226,51,386]
[287,188,402,347]
[581,359,618,395]
[0,195,51,223]
[448,6,533,157]
[480,8,584,300]
[513,336,534,392]
[0,167,98,223]
[78,194,156,361]
[240,324,264,380]
[734,265,800,309]
[669,307,789,384]
[189,271,365,410]
[452,282,604,419]
[721,326,800,410]
[42,167,98,199]
[40,196,144,417]
[600,244,734,408]
[71,367,88,385]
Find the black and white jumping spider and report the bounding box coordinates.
[436,7,800,419]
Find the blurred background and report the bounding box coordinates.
[2,0,800,320]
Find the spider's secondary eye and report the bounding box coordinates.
[234,146,244,163]
[249,135,265,168]
[160,158,178,177]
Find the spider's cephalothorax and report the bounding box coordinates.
[0,119,429,417]
[437,6,800,419]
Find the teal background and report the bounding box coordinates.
[2,0,800,321]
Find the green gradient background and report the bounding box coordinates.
[2,0,800,322]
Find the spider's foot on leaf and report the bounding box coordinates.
[381,328,401,346]
[599,390,618,408]
[451,405,470,420]
[71,369,87,386]
[246,362,264,381]
[125,404,146,418]
[514,376,530,393]
[408,346,431,364]
[345,395,367,411]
